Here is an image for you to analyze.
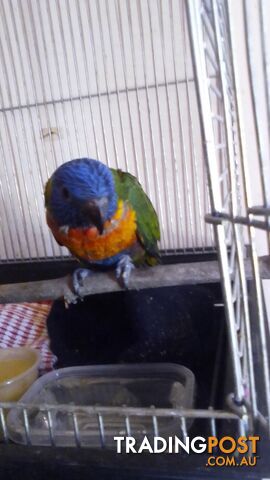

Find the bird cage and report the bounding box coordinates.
[0,0,269,463]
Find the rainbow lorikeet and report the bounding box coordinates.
[44,158,160,299]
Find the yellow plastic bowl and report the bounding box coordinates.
[0,347,40,402]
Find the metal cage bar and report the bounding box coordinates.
[188,0,270,434]
[0,401,243,448]
[228,0,270,433]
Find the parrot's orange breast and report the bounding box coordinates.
[47,200,137,261]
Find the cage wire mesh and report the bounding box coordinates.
[0,0,270,447]
[0,0,214,261]
[0,401,244,448]
[245,0,270,228]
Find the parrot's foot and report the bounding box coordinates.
[72,268,93,296]
[116,255,135,288]
[63,268,93,306]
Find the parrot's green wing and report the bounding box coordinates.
[111,169,160,265]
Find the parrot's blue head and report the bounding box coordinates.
[47,158,118,232]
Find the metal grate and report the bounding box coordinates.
[0,402,244,448]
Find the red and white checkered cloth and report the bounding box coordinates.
[0,301,55,372]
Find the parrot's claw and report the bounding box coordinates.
[72,268,93,299]
[116,255,134,288]
[64,290,80,307]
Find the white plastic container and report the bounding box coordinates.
[7,363,195,447]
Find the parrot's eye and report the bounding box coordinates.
[62,187,70,200]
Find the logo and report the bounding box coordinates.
[205,436,259,467]
[114,435,260,467]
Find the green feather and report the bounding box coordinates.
[111,169,160,265]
